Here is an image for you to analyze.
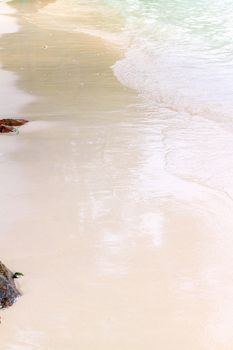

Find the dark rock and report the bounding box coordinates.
[0,119,28,127]
[0,261,20,309]
[0,125,15,133]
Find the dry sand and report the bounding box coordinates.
[1,1,233,349]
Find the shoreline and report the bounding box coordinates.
[0,1,34,117]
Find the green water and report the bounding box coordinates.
[37,0,233,119]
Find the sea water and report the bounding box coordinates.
[37,0,233,118]
[34,0,233,207]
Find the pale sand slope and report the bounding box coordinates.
[1,1,233,350]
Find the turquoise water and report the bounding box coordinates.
[38,0,233,120]
[110,0,233,119]
[105,0,233,54]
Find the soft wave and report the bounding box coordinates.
[26,0,233,120]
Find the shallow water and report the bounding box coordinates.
[1,0,233,349]
[33,0,233,116]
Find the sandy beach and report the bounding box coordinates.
[1,0,233,349]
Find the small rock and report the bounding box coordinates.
[0,125,15,133]
[0,261,21,309]
[0,119,28,127]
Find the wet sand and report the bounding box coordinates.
[1,1,233,349]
